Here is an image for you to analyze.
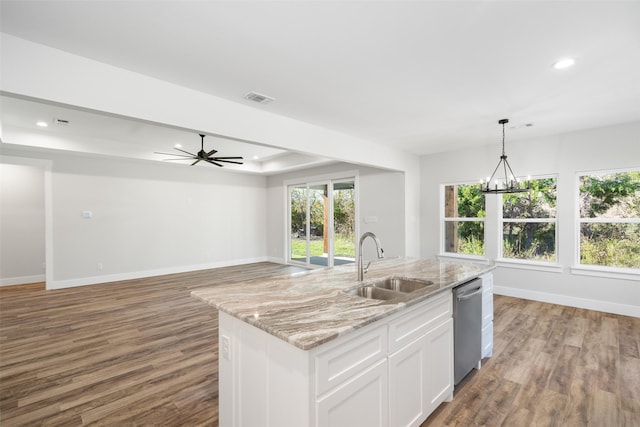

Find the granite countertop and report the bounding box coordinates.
[191,257,494,350]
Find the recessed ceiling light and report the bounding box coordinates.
[553,58,575,69]
[36,121,48,127]
[174,143,182,148]
[252,155,260,160]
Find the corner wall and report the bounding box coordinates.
[0,163,46,285]
[420,122,640,317]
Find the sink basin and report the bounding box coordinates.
[345,285,403,301]
[371,277,435,293]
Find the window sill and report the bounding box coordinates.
[437,253,490,264]
[571,265,640,281]
[495,258,563,273]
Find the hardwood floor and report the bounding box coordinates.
[423,294,640,427]
[1,263,639,426]
[0,263,305,426]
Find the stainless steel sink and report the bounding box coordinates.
[345,285,403,301]
[371,276,435,293]
[345,276,436,301]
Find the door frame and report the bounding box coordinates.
[284,170,359,268]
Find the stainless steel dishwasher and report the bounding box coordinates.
[453,278,483,385]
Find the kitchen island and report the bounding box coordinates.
[192,257,494,427]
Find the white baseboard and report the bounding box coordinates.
[266,256,286,264]
[0,274,46,286]
[46,257,269,290]
[493,285,640,318]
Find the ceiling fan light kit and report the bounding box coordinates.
[480,118,530,194]
[155,134,244,167]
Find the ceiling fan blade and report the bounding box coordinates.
[191,159,202,166]
[162,158,195,162]
[211,159,244,165]
[155,151,194,158]
[206,149,218,157]
[174,148,196,156]
[205,159,224,167]
[210,156,243,160]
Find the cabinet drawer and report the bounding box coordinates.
[315,325,387,396]
[388,291,452,354]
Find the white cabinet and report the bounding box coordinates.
[388,292,453,427]
[389,335,427,427]
[480,273,494,358]
[317,359,388,427]
[424,317,454,415]
[218,287,461,427]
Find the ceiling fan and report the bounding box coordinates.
[155,133,244,167]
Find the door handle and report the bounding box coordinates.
[457,287,482,301]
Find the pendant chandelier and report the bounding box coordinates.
[480,118,530,194]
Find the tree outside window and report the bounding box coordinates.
[443,183,485,256]
[579,171,640,269]
[502,177,557,262]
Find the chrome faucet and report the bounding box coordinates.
[358,232,384,281]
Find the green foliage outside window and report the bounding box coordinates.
[444,184,485,256]
[579,171,640,268]
[502,178,557,261]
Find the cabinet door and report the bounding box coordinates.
[481,274,494,326]
[425,317,454,415]
[389,336,427,427]
[481,273,494,358]
[316,359,388,427]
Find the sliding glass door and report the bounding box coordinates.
[288,178,356,268]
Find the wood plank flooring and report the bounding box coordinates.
[422,293,640,427]
[0,263,305,426]
[1,263,639,426]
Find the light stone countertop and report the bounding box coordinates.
[191,257,494,350]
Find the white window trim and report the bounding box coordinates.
[440,182,486,258]
[499,175,559,264]
[570,265,640,281]
[495,258,563,273]
[574,168,640,277]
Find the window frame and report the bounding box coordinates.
[439,181,487,261]
[572,168,640,280]
[497,174,560,267]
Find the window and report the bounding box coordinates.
[442,183,485,256]
[501,177,557,262]
[578,170,640,269]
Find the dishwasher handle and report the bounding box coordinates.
[456,286,482,301]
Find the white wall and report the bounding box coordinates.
[0,163,46,285]
[1,145,268,289]
[266,163,405,264]
[0,33,421,258]
[421,121,640,316]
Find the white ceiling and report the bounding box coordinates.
[0,94,336,174]
[1,1,639,164]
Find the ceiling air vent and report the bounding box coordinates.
[55,118,70,126]
[244,91,274,105]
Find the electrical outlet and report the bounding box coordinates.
[221,335,231,360]
[97,262,103,270]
